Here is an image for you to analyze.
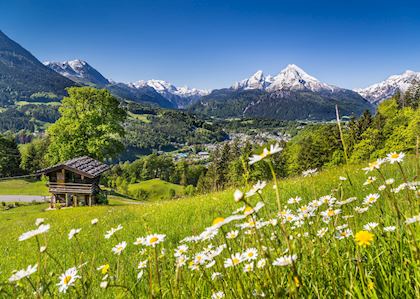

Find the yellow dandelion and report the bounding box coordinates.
[97,264,110,275]
[368,281,375,290]
[355,230,374,246]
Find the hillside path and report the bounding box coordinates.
[0,195,48,203]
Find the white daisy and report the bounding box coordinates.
[363,193,380,206]
[68,228,81,240]
[104,224,123,239]
[386,152,405,164]
[243,262,254,273]
[363,176,377,185]
[335,229,353,240]
[242,248,258,261]
[211,272,222,280]
[224,253,243,268]
[233,189,244,202]
[211,291,225,299]
[405,214,420,225]
[385,178,395,185]
[362,158,386,173]
[317,227,328,238]
[57,267,80,293]
[246,181,267,197]
[272,254,297,266]
[18,224,50,242]
[137,260,148,269]
[383,226,396,232]
[378,185,386,191]
[302,168,318,177]
[226,230,239,239]
[174,244,189,257]
[363,222,379,231]
[287,196,302,204]
[112,241,127,255]
[9,264,37,282]
[143,234,166,247]
[100,281,108,288]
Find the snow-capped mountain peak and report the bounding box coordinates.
[267,64,336,92]
[128,79,209,107]
[355,70,420,103]
[232,70,272,90]
[232,64,337,92]
[44,59,109,86]
[131,79,208,97]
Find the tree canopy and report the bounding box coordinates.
[46,87,127,164]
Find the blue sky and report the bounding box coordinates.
[1,0,420,90]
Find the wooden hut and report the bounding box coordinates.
[39,156,109,208]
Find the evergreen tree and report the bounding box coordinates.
[0,134,21,178]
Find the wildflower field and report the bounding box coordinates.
[0,149,419,298]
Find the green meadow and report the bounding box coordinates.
[0,179,49,196]
[0,155,418,298]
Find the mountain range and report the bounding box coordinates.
[43,59,209,108]
[355,70,420,104]
[0,30,419,120]
[190,65,374,120]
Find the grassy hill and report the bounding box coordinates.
[0,155,418,297]
[128,178,185,201]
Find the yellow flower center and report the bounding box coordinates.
[212,217,225,226]
[232,258,240,265]
[244,206,254,214]
[63,275,72,285]
[149,237,159,244]
[391,153,399,159]
[327,210,335,217]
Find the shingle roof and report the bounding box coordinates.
[39,156,109,178]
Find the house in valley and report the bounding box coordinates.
[39,156,109,208]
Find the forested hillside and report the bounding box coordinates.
[0,31,74,105]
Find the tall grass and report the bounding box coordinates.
[0,152,418,298]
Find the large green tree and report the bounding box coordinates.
[46,87,127,164]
